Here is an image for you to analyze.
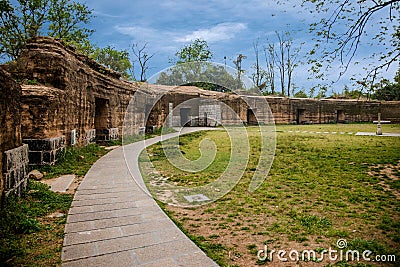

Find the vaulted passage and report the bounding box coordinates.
[247,108,258,125]
[337,110,345,123]
[95,97,110,141]
[180,108,191,126]
[297,109,305,125]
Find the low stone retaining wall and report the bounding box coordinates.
[23,136,65,166]
[2,144,29,200]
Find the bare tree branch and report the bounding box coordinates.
[132,42,155,82]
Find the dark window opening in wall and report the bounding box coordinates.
[180,108,191,127]
[297,109,306,124]
[247,108,258,126]
[337,110,345,123]
[95,98,110,141]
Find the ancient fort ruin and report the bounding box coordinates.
[1,37,400,202]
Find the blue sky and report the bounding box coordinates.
[78,1,397,94]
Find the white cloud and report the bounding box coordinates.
[175,22,247,43]
[114,25,181,54]
[92,10,122,18]
[114,25,159,38]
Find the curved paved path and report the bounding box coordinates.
[62,128,218,267]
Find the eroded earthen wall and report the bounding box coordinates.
[6,37,139,146]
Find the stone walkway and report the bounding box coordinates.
[355,132,400,137]
[62,128,218,267]
[281,130,355,135]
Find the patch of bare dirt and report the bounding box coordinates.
[368,160,400,200]
[166,206,342,267]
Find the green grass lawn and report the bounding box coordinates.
[141,124,400,266]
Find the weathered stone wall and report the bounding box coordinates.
[255,97,400,124]
[5,37,139,146]
[145,86,249,128]
[0,68,28,202]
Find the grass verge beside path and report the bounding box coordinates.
[0,144,109,266]
[0,128,175,266]
[0,181,73,266]
[142,124,400,266]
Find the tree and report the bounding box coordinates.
[173,38,212,64]
[263,32,302,97]
[47,0,94,54]
[156,62,240,92]
[303,0,400,80]
[374,70,400,100]
[159,39,240,91]
[91,46,132,80]
[263,43,276,95]
[0,0,94,60]
[0,0,49,59]
[293,90,308,98]
[132,42,155,82]
[251,39,267,92]
[233,54,246,90]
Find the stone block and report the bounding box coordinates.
[42,151,54,163]
[24,136,65,166]
[28,151,43,165]
[23,139,51,151]
[109,128,119,140]
[85,129,96,144]
[2,145,29,198]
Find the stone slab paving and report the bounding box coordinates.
[51,174,76,193]
[355,132,400,137]
[62,128,219,267]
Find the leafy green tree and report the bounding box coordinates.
[374,70,400,100]
[47,0,94,54]
[0,0,94,60]
[156,62,240,92]
[159,39,241,91]
[0,0,49,59]
[375,83,400,101]
[91,46,133,80]
[330,85,365,99]
[315,85,328,99]
[173,38,212,64]
[293,90,308,98]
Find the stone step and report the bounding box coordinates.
[51,175,75,193]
